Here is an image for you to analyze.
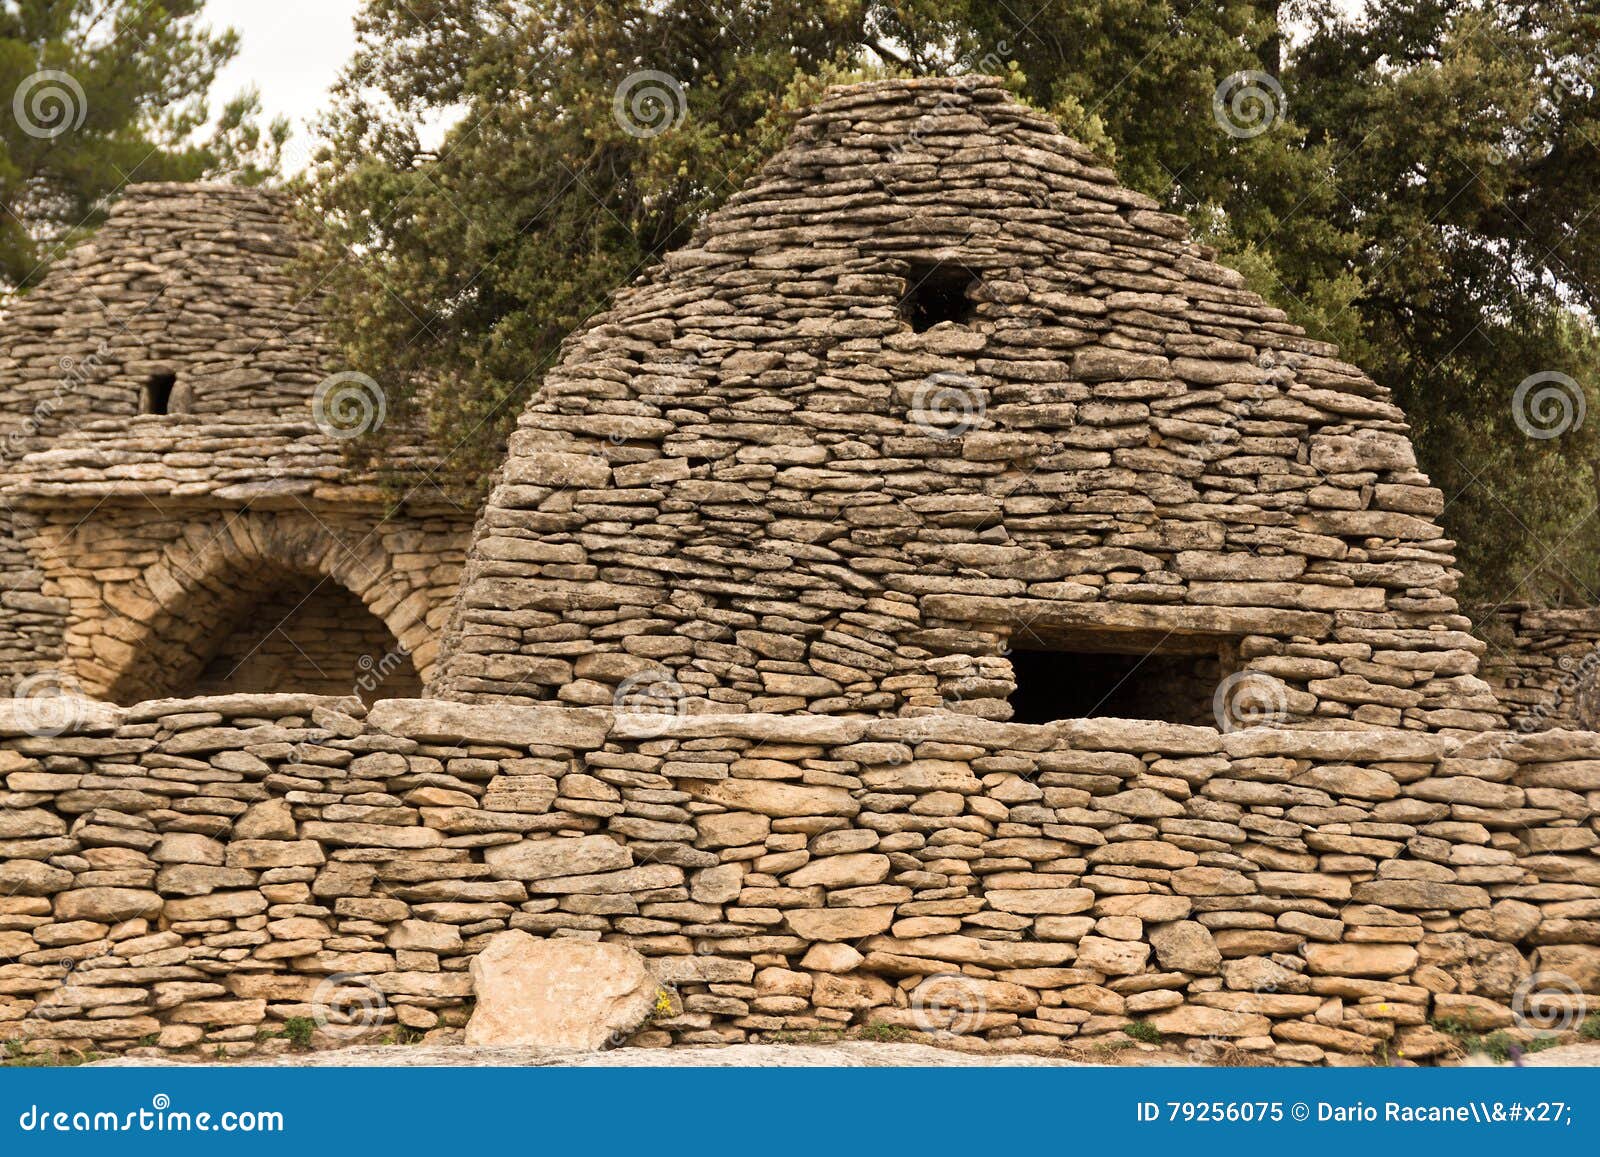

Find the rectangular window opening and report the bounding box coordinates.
[1007,632,1231,726]
[142,372,177,415]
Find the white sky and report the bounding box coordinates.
[205,0,364,165]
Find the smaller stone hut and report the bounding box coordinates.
[0,184,473,703]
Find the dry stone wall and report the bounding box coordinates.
[0,185,331,432]
[195,582,423,701]
[2,694,1596,1064]
[0,183,475,698]
[3,497,464,703]
[1477,606,1600,735]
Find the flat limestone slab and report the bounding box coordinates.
[465,932,659,1049]
[366,699,609,750]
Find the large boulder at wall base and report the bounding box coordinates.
[465,931,661,1050]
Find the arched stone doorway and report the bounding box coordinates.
[194,574,421,701]
[27,511,443,706]
[105,564,421,705]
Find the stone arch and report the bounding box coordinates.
[49,512,436,704]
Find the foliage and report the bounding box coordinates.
[1123,1020,1164,1044]
[856,1021,915,1043]
[0,1038,100,1066]
[305,0,1600,604]
[0,0,288,290]
[1432,1017,1563,1062]
[280,1016,316,1049]
[1292,0,1600,605]
[304,0,902,484]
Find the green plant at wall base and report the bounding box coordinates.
[1581,1014,1600,1041]
[1432,1018,1563,1063]
[856,1022,915,1043]
[769,1029,844,1046]
[281,1017,316,1050]
[1,1044,100,1069]
[1124,1021,1163,1044]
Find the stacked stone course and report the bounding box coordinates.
[1,695,1597,1064]
[4,77,1600,1069]
[0,184,331,428]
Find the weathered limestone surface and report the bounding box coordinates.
[433,78,1501,734]
[0,693,1596,1066]
[1,77,1595,1073]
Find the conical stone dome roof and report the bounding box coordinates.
[0,183,330,435]
[435,77,1501,734]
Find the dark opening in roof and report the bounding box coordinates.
[902,263,977,332]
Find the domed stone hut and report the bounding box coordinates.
[0,184,472,703]
[435,77,1502,736]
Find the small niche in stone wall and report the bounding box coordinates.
[141,372,178,415]
[901,262,977,332]
[1007,634,1227,725]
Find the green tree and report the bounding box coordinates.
[0,0,288,290]
[1292,1,1600,604]
[308,0,902,485]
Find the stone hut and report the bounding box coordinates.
[434,77,1503,736]
[0,184,473,703]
